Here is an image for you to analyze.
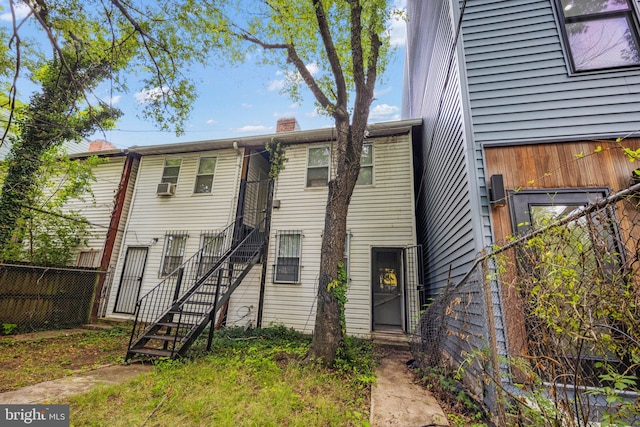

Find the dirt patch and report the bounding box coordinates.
[0,329,130,392]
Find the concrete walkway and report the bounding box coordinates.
[370,348,449,426]
[0,364,152,404]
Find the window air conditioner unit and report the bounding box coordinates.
[156,182,176,196]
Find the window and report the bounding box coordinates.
[509,188,622,274]
[307,146,330,187]
[194,157,217,194]
[357,143,373,185]
[343,231,351,278]
[274,231,302,283]
[555,0,640,71]
[161,159,182,184]
[160,232,188,276]
[77,250,99,267]
[197,231,226,277]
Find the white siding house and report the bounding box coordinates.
[98,120,421,340]
[257,127,419,337]
[106,145,251,318]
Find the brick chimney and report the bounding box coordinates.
[276,117,300,133]
[88,139,117,152]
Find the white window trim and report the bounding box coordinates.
[357,143,374,186]
[274,231,302,284]
[193,156,218,195]
[159,232,188,277]
[161,158,182,185]
[305,145,331,188]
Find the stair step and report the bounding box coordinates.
[193,291,216,296]
[169,310,207,317]
[156,321,196,329]
[129,347,175,358]
[144,334,186,342]
[184,300,214,306]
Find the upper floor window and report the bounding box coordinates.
[556,0,640,72]
[161,159,182,184]
[194,157,217,194]
[307,146,330,187]
[357,143,373,185]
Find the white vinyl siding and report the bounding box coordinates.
[262,134,417,337]
[107,148,251,317]
[63,157,128,267]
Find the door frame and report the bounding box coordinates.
[113,246,149,314]
[371,247,406,332]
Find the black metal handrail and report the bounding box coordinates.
[127,217,242,350]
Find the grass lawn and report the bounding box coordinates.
[68,327,374,426]
[0,326,130,392]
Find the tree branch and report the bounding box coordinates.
[238,29,336,112]
[312,0,348,118]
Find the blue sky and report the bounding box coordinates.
[1,1,407,150]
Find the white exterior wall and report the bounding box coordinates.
[106,148,248,317]
[65,157,127,266]
[261,134,417,337]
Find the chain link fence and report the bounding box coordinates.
[411,185,640,426]
[0,263,109,333]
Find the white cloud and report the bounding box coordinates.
[241,103,253,108]
[134,86,171,104]
[268,63,320,91]
[0,2,31,22]
[288,102,301,109]
[369,103,400,121]
[206,119,216,124]
[267,79,285,92]
[103,95,121,105]
[389,0,407,47]
[234,125,271,133]
[374,86,393,97]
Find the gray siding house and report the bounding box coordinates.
[404,0,640,411]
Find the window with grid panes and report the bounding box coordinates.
[357,143,373,185]
[161,159,182,184]
[160,232,188,276]
[194,157,217,194]
[274,231,302,283]
[306,146,330,187]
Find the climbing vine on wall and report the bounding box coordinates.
[265,138,288,180]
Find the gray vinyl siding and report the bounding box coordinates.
[404,0,479,295]
[462,0,640,145]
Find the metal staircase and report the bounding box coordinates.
[125,217,266,360]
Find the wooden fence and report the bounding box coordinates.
[0,263,104,332]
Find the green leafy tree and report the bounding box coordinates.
[0,145,103,265]
[213,0,397,365]
[0,0,226,254]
